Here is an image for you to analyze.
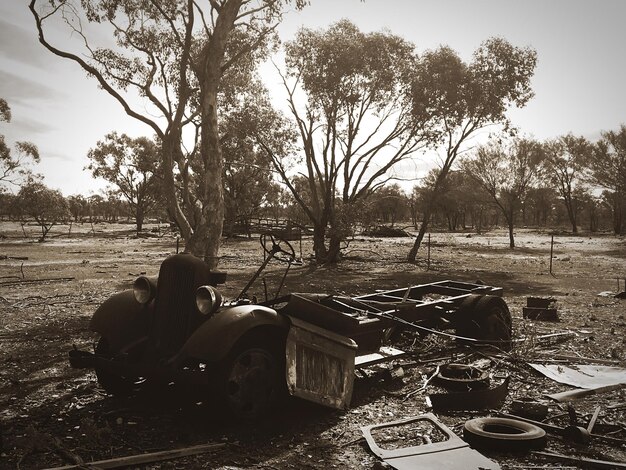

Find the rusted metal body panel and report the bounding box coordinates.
[285,316,357,410]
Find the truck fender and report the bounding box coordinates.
[90,290,153,352]
[181,305,289,363]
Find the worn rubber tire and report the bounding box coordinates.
[94,337,136,396]
[215,329,286,421]
[463,417,546,451]
[456,295,512,350]
[434,363,490,390]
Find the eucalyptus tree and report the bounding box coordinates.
[220,83,284,235]
[15,179,70,241]
[407,38,537,261]
[543,134,592,233]
[462,138,544,248]
[0,98,40,189]
[259,20,434,262]
[589,125,626,234]
[87,132,161,234]
[30,0,305,268]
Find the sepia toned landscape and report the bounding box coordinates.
[1,1,626,469]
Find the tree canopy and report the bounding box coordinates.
[30,0,306,267]
[86,132,162,234]
[15,179,70,241]
[262,20,431,262]
[462,137,544,248]
[0,98,40,189]
[407,37,537,260]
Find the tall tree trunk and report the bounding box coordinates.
[408,203,433,262]
[564,197,578,233]
[189,88,225,269]
[161,131,193,242]
[312,222,328,262]
[327,233,342,264]
[506,210,515,248]
[616,196,625,235]
[508,221,515,248]
[408,167,452,262]
[136,205,144,235]
[188,0,241,269]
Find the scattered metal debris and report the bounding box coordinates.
[523,297,558,321]
[498,412,626,447]
[529,363,626,389]
[560,405,601,445]
[547,383,626,402]
[361,413,501,470]
[510,399,549,421]
[529,363,626,402]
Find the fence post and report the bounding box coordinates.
[549,235,554,275]
[427,233,431,271]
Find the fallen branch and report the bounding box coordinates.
[50,437,83,467]
[0,255,29,260]
[0,277,75,286]
[533,450,626,469]
[532,352,621,365]
[514,331,577,346]
[339,436,364,447]
[43,442,226,470]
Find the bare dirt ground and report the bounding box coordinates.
[0,221,625,469]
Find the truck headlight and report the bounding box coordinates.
[133,276,157,304]
[196,285,222,316]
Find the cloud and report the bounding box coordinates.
[0,17,53,68]
[44,150,75,162]
[11,115,58,135]
[0,69,64,105]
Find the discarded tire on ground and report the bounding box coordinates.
[463,417,546,451]
[434,363,490,390]
[456,295,512,350]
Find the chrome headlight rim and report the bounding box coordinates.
[196,285,222,316]
[133,276,157,305]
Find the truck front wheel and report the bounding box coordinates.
[216,329,286,420]
[94,337,136,396]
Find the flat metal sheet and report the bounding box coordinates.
[529,364,626,389]
[355,346,406,367]
[361,414,500,470]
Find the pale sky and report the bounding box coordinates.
[1,0,625,196]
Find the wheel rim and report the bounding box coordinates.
[226,348,278,417]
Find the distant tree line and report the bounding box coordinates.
[0,124,623,247]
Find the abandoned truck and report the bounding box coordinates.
[69,235,512,419]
